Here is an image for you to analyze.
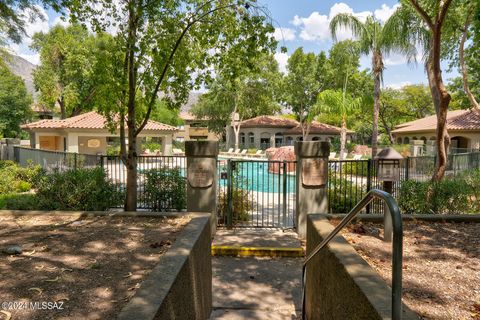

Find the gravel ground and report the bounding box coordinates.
[0,214,190,320]
[337,220,480,320]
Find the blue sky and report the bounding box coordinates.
[10,1,458,89]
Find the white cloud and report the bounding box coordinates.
[386,81,412,89]
[21,5,50,45]
[273,27,296,41]
[384,53,408,66]
[52,15,70,27]
[274,52,289,73]
[291,3,372,42]
[374,4,400,23]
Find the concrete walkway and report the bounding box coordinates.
[210,229,303,320]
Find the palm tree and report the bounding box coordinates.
[311,89,364,160]
[330,14,416,158]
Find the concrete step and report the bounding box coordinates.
[210,308,301,319]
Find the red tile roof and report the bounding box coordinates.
[241,115,299,128]
[21,111,178,132]
[392,109,480,133]
[283,121,351,135]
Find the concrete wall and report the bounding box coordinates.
[118,212,212,320]
[305,214,418,320]
[78,136,108,155]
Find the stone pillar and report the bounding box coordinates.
[185,141,218,235]
[163,135,173,155]
[295,141,329,239]
[66,133,79,153]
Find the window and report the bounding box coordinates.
[240,132,246,145]
[248,132,255,146]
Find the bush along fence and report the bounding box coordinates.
[9,146,480,214]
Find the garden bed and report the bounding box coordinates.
[0,213,190,320]
[337,220,480,319]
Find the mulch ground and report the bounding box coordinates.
[337,220,480,320]
[0,214,190,320]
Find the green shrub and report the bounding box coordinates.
[143,168,186,211]
[35,167,123,211]
[341,161,371,177]
[399,178,475,214]
[459,168,480,212]
[0,193,39,210]
[217,188,253,223]
[0,160,44,194]
[328,174,366,213]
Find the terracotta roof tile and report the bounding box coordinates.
[21,111,177,132]
[241,115,299,128]
[283,121,352,135]
[392,109,480,133]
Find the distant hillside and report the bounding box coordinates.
[4,55,37,99]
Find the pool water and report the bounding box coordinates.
[218,162,296,193]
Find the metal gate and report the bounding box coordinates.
[217,159,296,228]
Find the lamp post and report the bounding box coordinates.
[375,147,403,242]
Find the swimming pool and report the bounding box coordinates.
[218,161,296,193]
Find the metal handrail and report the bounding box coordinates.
[301,189,403,320]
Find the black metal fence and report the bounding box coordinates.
[101,155,186,210]
[217,159,296,228]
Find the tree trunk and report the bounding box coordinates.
[459,9,480,111]
[124,2,138,211]
[340,115,347,160]
[371,50,383,158]
[426,39,451,181]
[233,123,241,150]
[58,97,66,119]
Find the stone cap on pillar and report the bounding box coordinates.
[185,141,219,157]
[295,141,330,158]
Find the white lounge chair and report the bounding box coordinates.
[240,149,248,156]
[172,148,183,155]
[329,152,337,160]
[352,154,363,160]
[226,148,234,154]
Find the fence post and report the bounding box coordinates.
[73,153,77,170]
[283,161,287,227]
[366,159,372,214]
[185,141,219,235]
[405,157,410,181]
[295,141,329,238]
[226,159,233,228]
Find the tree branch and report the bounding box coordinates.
[135,2,237,136]
[459,6,479,111]
[408,0,434,30]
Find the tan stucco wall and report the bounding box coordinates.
[393,131,480,149]
[78,136,108,155]
[226,126,343,149]
[29,128,175,156]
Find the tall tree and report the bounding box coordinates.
[0,0,63,44]
[192,53,281,149]
[282,48,328,139]
[330,13,416,158]
[69,0,276,211]
[312,89,364,160]
[31,24,101,119]
[0,64,33,137]
[385,0,456,181]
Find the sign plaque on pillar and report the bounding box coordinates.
[301,158,327,187]
[187,159,214,188]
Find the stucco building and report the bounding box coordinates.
[21,111,178,155]
[174,112,218,142]
[392,109,480,153]
[226,115,351,150]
